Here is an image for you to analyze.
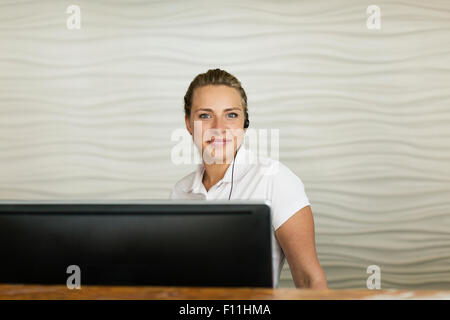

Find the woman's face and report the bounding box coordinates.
[185,85,246,164]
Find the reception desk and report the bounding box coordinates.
[0,285,449,300]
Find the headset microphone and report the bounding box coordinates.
[228,146,239,200]
[228,112,249,200]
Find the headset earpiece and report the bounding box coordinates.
[244,111,250,129]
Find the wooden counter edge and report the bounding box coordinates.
[0,284,449,300]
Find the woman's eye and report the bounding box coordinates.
[227,112,238,118]
[199,113,211,119]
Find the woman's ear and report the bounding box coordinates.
[185,115,192,136]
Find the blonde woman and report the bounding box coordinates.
[170,68,327,289]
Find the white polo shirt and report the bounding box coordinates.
[169,146,310,288]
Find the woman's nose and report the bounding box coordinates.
[212,117,225,130]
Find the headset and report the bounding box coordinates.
[228,111,249,200]
[244,111,250,129]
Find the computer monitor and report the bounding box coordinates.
[0,200,273,288]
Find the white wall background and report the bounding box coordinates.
[1,0,449,289]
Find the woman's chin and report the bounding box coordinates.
[201,146,236,164]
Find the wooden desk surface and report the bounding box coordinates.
[0,285,449,300]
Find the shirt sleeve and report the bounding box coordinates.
[169,180,186,200]
[270,162,310,230]
[169,186,179,200]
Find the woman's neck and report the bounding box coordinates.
[202,162,231,192]
[201,147,240,192]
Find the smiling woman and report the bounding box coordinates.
[170,68,327,289]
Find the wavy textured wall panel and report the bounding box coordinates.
[0,0,449,289]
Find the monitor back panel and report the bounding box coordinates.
[0,203,273,287]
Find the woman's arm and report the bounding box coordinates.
[275,205,328,289]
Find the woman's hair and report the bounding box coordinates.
[183,68,248,118]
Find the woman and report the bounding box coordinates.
[170,68,327,289]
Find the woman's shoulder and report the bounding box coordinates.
[251,152,301,183]
[173,170,196,190]
[169,168,199,199]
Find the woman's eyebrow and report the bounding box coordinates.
[195,108,214,113]
[195,107,241,113]
[224,107,242,112]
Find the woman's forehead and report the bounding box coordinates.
[192,85,242,109]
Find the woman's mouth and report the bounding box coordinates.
[208,137,232,146]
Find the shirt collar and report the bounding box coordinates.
[183,146,256,194]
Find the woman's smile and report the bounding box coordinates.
[208,136,232,147]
